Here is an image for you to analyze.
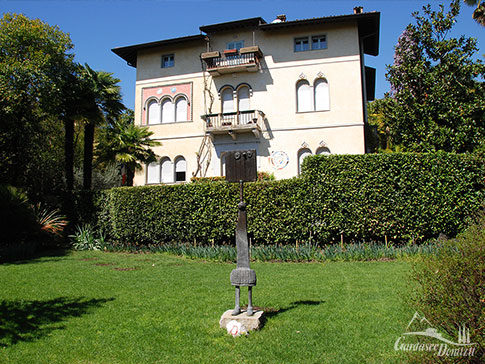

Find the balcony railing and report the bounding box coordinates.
[201,46,263,76]
[202,110,264,139]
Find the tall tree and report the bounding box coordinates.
[96,110,160,186]
[78,64,125,190]
[385,1,485,152]
[0,13,75,198]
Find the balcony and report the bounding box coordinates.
[202,110,264,139]
[201,46,263,76]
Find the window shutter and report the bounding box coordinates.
[314,79,330,111]
[162,99,175,123]
[147,100,161,125]
[297,80,312,112]
[146,162,160,184]
[175,97,188,122]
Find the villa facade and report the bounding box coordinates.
[112,8,380,185]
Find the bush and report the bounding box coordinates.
[303,152,485,243]
[75,152,484,246]
[408,213,485,363]
[69,225,107,251]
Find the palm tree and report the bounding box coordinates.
[79,64,125,189]
[96,110,161,186]
[464,0,485,26]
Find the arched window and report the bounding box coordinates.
[298,148,312,175]
[160,158,173,183]
[174,157,186,182]
[237,86,250,112]
[147,99,161,125]
[146,161,160,184]
[314,78,330,111]
[296,80,312,112]
[175,97,188,122]
[222,88,234,113]
[316,147,331,155]
[161,98,174,123]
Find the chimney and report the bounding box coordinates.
[353,6,363,14]
[276,14,287,22]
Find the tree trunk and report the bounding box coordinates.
[64,117,74,192]
[126,165,135,186]
[83,122,95,190]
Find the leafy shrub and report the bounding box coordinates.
[70,225,106,251]
[33,203,67,237]
[257,171,275,181]
[409,213,485,363]
[75,152,484,246]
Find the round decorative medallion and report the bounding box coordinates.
[171,87,177,93]
[270,151,289,170]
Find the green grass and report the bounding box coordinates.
[0,251,414,364]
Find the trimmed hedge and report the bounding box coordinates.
[76,152,484,246]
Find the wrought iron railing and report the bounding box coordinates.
[204,52,259,70]
[203,110,264,130]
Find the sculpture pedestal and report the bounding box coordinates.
[219,310,265,331]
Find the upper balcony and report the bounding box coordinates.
[202,109,264,139]
[201,46,263,76]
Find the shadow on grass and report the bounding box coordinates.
[263,300,325,319]
[0,296,114,347]
[242,300,325,329]
[0,245,71,265]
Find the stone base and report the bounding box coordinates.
[219,310,265,331]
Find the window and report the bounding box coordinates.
[296,78,330,112]
[237,86,250,112]
[312,35,327,50]
[162,54,174,68]
[298,149,312,175]
[146,156,187,184]
[146,161,160,184]
[314,78,330,111]
[295,35,327,52]
[175,97,188,122]
[147,99,161,125]
[161,98,175,123]
[294,37,309,52]
[221,88,234,113]
[296,80,312,112]
[316,147,331,155]
[226,41,244,50]
[174,157,186,182]
[160,158,173,183]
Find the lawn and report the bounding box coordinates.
[0,251,414,364]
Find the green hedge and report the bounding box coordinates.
[76,152,484,245]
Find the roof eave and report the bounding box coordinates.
[111,34,206,68]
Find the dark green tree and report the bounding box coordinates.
[0,13,75,199]
[385,1,485,152]
[96,110,160,186]
[78,64,125,190]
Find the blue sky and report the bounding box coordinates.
[1,0,483,110]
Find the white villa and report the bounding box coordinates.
[112,7,380,185]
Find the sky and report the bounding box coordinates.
[1,0,484,110]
